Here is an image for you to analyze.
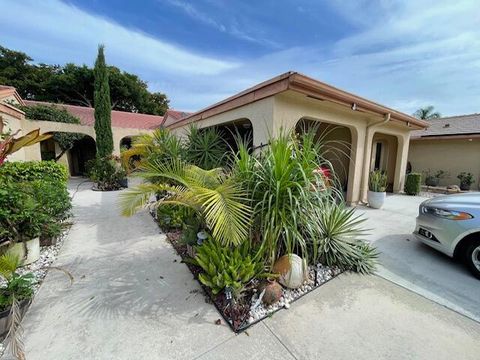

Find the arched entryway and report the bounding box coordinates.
[120,136,133,150]
[68,136,96,176]
[213,118,254,153]
[295,118,354,198]
[370,132,398,192]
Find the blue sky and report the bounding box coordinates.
[1,0,479,115]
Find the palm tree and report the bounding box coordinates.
[413,106,441,120]
[120,159,251,246]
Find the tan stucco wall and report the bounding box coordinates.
[2,112,27,162]
[171,90,415,205]
[408,138,480,190]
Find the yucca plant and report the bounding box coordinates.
[120,159,251,246]
[194,237,267,299]
[310,204,378,274]
[185,125,227,170]
[369,170,387,192]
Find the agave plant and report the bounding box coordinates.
[120,159,251,246]
[310,203,378,274]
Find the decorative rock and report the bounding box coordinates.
[259,280,283,305]
[284,302,290,309]
[272,254,307,289]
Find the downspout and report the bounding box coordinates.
[360,113,391,203]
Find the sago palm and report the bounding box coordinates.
[120,159,251,246]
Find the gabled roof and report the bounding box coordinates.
[0,85,25,106]
[411,113,480,139]
[169,71,429,130]
[161,109,192,127]
[24,100,164,130]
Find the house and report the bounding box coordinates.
[0,89,164,175]
[2,71,428,204]
[168,72,428,205]
[409,114,480,189]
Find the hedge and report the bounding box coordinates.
[405,173,422,195]
[0,161,68,185]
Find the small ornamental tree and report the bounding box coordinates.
[93,45,113,158]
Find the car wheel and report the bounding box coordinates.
[465,240,480,279]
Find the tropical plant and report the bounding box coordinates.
[233,129,340,267]
[194,238,266,298]
[413,106,441,120]
[185,125,227,170]
[0,127,52,166]
[120,160,251,246]
[0,253,34,360]
[121,128,184,173]
[0,160,68,185]
[424,169,447,186]
[369,170,387,192]
[405,173,422,195]
[309,204,377,274]
[156,205,192,231]
[93,45,114,158]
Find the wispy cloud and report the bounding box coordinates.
[0,0,237,76]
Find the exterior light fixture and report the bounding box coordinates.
[351,103,357,111]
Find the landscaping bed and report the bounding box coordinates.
[160,218,342,333]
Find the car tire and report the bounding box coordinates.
[464,240,480,280]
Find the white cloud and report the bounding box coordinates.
[0,0,237,75]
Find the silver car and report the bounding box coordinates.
[414,193,480,279]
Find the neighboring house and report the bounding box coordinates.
[0,88,165,175]
[409,114,480,189]
[168,71,428,205]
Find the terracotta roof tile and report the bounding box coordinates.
[24,100,164,130]
[411,113,480,138]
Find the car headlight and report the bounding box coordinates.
[422,206,473,220]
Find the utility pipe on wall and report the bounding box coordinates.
[360,113,391,202]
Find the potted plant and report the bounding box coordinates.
[457,172,474,191]
[425,170,446,187]
[368,170,387,209]
[0,179,45,265]
[0,253,34,340]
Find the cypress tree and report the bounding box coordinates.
[93,45,113,158]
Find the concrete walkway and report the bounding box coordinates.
[7,180,480,359]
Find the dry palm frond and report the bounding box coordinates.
[4,296,26,360]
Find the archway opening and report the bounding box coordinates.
[214,118,254,153]
[120,136,132,150]
[370,132,398,192]
[68,135,97,176]
[295,118,353,195]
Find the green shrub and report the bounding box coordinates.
[194,239,266,299]
[0,161,68,185]
[0,178,47,243]
[185,125,227,170]
[86,156,126,191]
[405,173,421,195]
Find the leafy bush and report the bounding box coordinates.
[0,254,34,312]
[0,161,68,185]
[194,239,266,298]
[405,173,421,195]
[86,156,126,191]
[0,178,46,243]
[0,162,71,243]
[369,170,387,192]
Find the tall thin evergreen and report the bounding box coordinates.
[93,45,113,157]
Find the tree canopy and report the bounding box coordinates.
[0,45,169,115]
[413,106,441,120]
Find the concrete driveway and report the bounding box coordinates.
[358,194,480,322]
